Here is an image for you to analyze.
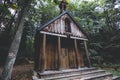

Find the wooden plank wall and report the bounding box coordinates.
[39,34,85,70]
[45,35,58,70]
[43,14,86,39]
[69,46,77,68]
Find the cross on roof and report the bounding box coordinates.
[59,0,68,13]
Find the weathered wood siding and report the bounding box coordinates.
[43,14,86,39]
[39,35,84,70]
[37,13,86,71]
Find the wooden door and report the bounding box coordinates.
[61,47,69,69]
[61,38,69,69]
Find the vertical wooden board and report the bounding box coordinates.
[58,36,62,70]
[39,41,43,70]
[77,41,84,67]
[50,44,53,69]
[44,34,46,70]
[78,48,84,67]
[56,20,59,33]
[40,34,46,72]
[54,43,58,69]
[69,48,73,68]
[46,42,49,69]
[74,39,81,68]
[52,41,56,70]
[72,47,77,68]
[48,43,52,70]
[53,23,56,32]
[76,26,81,37]
[59,19,62,34]
[48,42,51,69]
[70,22,74,36]
[55,38,58,69]
[46,36,56,70]
[63,48,66,69]
[48,40,54,70]
[74,49,77,68]
[57,19,61,33]
[84,41,91,67]
[48,25,51,32]
[61,19,64,34]
[61,48,64,68]
[50,24,53,32]
[61,48,69,69]
[72,23,76,36]
[59,18,62,34]
[54,23,56,33]
[79,31,82,37]
[45,41,48,69]
[61,38,69,69]
[75,24,78,36]
[46,39,49,69]
[77,27,80,37]
[65,48,69,68]
[56,37,60,69]
[69,45,77,68]
[73,24,77,36]
[52,42,55,69]
[60,18,62,34]
[56,19,60,33]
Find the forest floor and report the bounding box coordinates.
[0,63,34,80]
[0,63,120,80]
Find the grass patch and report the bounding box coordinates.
[93,63,120,76]
[103,68,120,76]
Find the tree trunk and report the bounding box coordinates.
[1,0,31,80]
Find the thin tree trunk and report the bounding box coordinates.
[1,0,31,80]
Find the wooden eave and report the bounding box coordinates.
[40,31,88,41]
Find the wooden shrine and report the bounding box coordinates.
[33,1,120,79]
[33,11,120,80]
[34,11,91,73]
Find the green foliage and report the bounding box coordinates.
[12,3,19,10]
[40,1,59,25]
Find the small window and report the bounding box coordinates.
[65,18,71,33]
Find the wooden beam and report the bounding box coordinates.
[71,36,88,41]
[41,34,46,72]
[58,36,62,70]
[74,39,80,69]
[84,40,91,67]
[40,31,88,41]
[40,31,67,38]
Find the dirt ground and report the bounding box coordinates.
[0,63,34,80]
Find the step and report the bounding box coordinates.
[112,76,120,80]
[73,70,105,79]
[38,67,97,78]
[38,70,105,80]
[80,73,113,80]
[57,70,105,80]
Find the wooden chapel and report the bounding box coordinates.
[33,1,120,79]
[34,0,91,73]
